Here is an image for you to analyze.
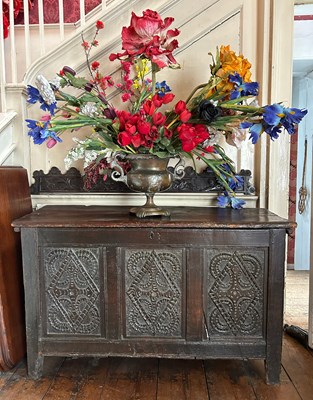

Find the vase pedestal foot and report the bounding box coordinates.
[130,192,170,218]
[130,206,170,218]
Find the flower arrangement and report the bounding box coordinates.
[26,9,307,208]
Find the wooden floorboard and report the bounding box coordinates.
[0,335,312,399]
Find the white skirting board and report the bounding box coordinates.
[31,193,258,210]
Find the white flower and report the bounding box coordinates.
[202,128,224,147]
[80,103,98,117]
[226,128,247,148]
[49,76,61,90]
[35,74,56,105]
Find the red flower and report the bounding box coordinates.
[178,124,209,152]
[121,61,132,73]
[118,131,132,146]
[164,128,173,139]
[91,61,100,70]
[152,112,166,126]
[143,100,156,116]
[179,109,192,123]
[203,145,215,153]
[162,93,175,104]
[110,9,180,69]
[137,120,151,135]
[151,94,163,108]
[96,20,104,30]
[174,101,191,122]
[82,41,89,50]
[121,93,132,102]
[174,100,186,114]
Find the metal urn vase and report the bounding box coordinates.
[111,154,184,218]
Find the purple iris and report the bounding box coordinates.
[217,194,246,209]
[216,167,246,209]
[26,119,61,145]
[229,73,259,100]
[155,80,171,97]
[27,85,57,115]
[264,104,307,134]
[240,121,263,144]
[241,104,307,143]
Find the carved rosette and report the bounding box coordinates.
[206,249,265,337]
[44,248,101,335]
[124,249,183,337]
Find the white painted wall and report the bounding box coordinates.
[1,0,296,214]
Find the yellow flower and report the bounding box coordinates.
[132,79,140,89]
[135,58,149,80]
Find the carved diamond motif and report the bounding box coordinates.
[207,249,265,336]
[125,249,183,337]
[44,248,101,335]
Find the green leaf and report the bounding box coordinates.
[79,94,100,103]
[150,151,169,158]
[65,73,88,88]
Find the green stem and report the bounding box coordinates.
[185,83,208,105]
[151,62,157,95]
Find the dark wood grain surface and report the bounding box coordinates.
[0,335,311,399]
[12,205,294,229]
[15,205,291,384]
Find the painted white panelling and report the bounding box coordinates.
[31,193,258,210]
[1,0,296,214]
[267,0,294,218]
[27,0,258,183]
[0,111,17,165]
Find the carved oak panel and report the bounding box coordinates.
[124,249,184,338]
[43,247,101,335]
[206,249,265,337]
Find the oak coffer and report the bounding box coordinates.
[12,206,293,383]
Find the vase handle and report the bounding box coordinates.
[110,153,127,183]
[171,156,185,180]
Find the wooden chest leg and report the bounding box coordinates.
[265,355,281,385]
[27,354,44,380]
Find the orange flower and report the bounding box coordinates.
[206,45,252,99]
[218,45,252,82]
